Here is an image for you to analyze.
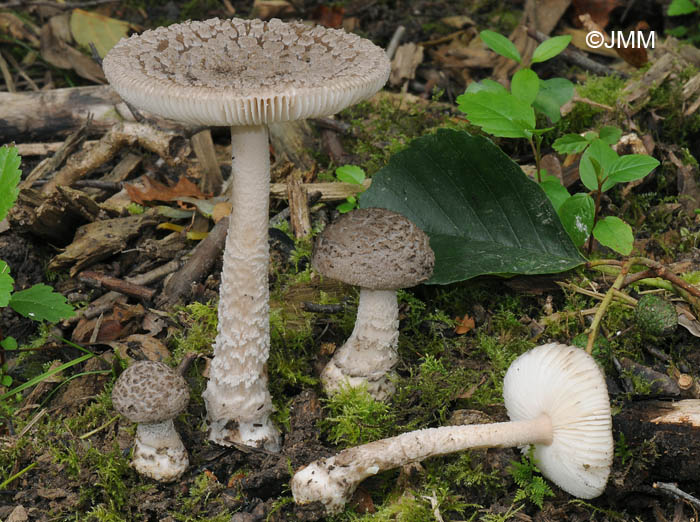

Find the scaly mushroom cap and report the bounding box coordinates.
[103,17,390,126]
[312,208,435,290]
[503,343,613,499]
[112,361,189,423]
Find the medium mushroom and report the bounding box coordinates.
[103,18,390,450]
[112,360,190,482]
[312,208,434,400]
[291,343,613,513]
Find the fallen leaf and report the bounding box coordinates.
[124,334,170,362]
[212,201,231,223]
[572,0,621,28]
[69,9,131,58]
[0,12,40,46]
[125,176,208,205]
[614,22,649,68]
[312,5,345,28]
[454,314,475,335]
[40,14,105,83]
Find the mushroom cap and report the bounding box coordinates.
[312,208,434,290]
[112,361,189,424]
[103,17,390,126]
[503,343,613,499]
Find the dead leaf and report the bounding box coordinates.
[69,9,131,58]
[125,176,208,205]
[40,14,105,83]
[454,314,475,335]
[124,334,170,362]
[614,22,649,68]
[572,0,621,28]
[0,12,41,46]
[312,5,344,28]
[251,0,295,19]
[212,201,231,223]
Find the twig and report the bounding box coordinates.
[386,25,406,60]
[587,260,630,354]
[79,415,118,439]
[0,49,15,92]
[654,482,700,510]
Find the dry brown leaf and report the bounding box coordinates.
[572,0,621,28]
[312,5,344,28]
[454,314,475,335]
[614,22,649,68]
[40,14,105,83]
[125,176,208,205]
[0,12,41,46]
[212,201,231,223]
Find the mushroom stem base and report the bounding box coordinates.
[133,420,188,482]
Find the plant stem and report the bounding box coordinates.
[530,136,543,183]
[586,260,630,354]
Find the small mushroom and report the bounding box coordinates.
[312,208,434,399]
[103,19,390,451]
[112,360,190,482]
[291,343,613,513]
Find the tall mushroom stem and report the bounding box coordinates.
[322,288,399,399]
[292,415,552,513]
[202,124,280,451]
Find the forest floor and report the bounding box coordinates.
[1,0,700,521]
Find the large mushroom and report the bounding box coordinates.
[103,18,390,451]
[112,360,190,482]
[291,343,613,513]
[312,208,434,399]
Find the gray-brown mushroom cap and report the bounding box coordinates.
[312,208,434,290]
[112,361,189,424]
[103,17,391,126]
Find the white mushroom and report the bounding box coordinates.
[291,343,613,513]
[112,360,190,482]
[103,18,390,451]
[312,208,434,400]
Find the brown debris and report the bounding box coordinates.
[124,176,207,205]
[287,170,312,239]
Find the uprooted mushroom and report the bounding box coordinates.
[103,18,390,451]
[292,343,613,513]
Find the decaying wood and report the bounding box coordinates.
[321,127,351,165]
[40,122,190,195]
[617,357,681,397]
[8,186,103,243]
[623,53,677,109]
[614,400,700,483]
[270,179,370,201]
[158,216,229,307]
[78,270,156,301]
[269,120,316,174]
[287,170,311,238]
[48,211,159,276]
[191,129,223,195]
[102,152,142,183]
[390,43,424,87]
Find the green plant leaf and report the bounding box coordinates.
[337,199,356,213]
[533,78,574,123]
[9,284,75,322]
[558,193,595,247]
[598,126,622,145]
[668,0,698,15]
[0,146,21,223]
[511,68,540,105]
[0,260,13,308]
[0,336,17,350]
[464,78,508,94]
[552,134,589,154]
[1,375,11,387]
[360,129,585,284]
[531,35,572,64]
[69,9,130,58]
[579,138,619,191]
[540,179,570,213]
[457,91,535,138]
[593,216,634,255]
[603,154,659,190]
[335,165,366,185]
[480,30,521,63]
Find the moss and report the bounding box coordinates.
[169,300,218,364]
[555,74,626,136]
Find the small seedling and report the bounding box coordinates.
[546,129,659,255]
[508,448,554,509]
[667,0,700,44]
[335,164,366,213]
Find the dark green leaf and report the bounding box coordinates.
[558,193,595,247]
[533,78,574,123]
[336,165,366,185]
[531,35,572,64]
[0,146,21,222]
[511,68,539,105]
[604,154,659,190]
[458,91,535,138]
[540,179,570,213]
[593,216,634,255]
[552,134,589,154]
[9,284,75,322]
[598,126,622,145]
[480,30,521,63]
[579,139,618,191]
[360,129,585,284]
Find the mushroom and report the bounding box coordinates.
[312,208,434,400]
[112,360,190,482]
[291,343,613,513]
[103,18,390,451]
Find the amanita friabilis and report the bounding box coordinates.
[312,208,434,400]
[112,360,190,482]
[291,343,613,513]
[103,18,390,450]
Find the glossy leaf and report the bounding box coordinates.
[603,154,660,190]
[558,193,595,247]
[360,129,585,284]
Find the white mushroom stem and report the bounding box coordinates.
[202,124,280,451]
[322,288,399,400]
[292,415,552,513]
[133,420,188,482]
